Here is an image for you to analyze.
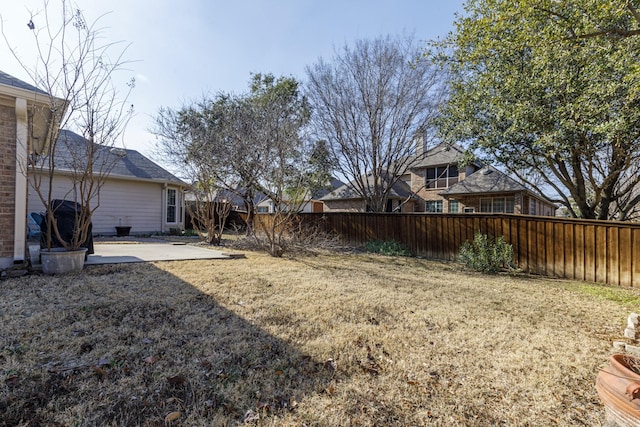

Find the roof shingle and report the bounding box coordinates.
[53,129,185,184]
[321,173,412,201]
[441,166,526,195]
[0,69,48,94]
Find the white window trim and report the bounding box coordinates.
[425,200,443,213]
[480,196,516,213]
[166,188,177,224]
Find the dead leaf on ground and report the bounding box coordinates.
[164,411,181,423]
[92,366,106,380]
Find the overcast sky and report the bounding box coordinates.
[1,0,465,160]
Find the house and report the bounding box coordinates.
[321,173,413,212]
[0,70,57,268]
[27,129,187,235]
[321,141,557,215]
[257,177,345,213]
[0,69,185,270]
[439,165,556,215]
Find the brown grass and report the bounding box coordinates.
[1,250,638,426]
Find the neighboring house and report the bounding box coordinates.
[27,129,187,235]
[407,142,473,213]
[321,141,557,215]
[0,70,56,268]
[321,173,414,213]
[440,165,556,215]
[257,177,345,213]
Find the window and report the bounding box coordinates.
[493,198,505,213]
[425,200,443,213]
[449,199,459,213]
[506,197,515,213]
[425,165,459,189]
[166,188,177,223]
[529,199,537,215]
[256,206,269,213]
[463,207,475,213]
[425,167,436,188]
[480,198,492,213]
[480,196,516,213]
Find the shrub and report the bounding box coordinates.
[458,232,514,273]
[364,240,412,257]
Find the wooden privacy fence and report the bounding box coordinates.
[297,212,640,288]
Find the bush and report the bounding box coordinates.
[364,240,412,257]
[458,232,514,273]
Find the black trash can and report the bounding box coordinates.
[40,199,94,255]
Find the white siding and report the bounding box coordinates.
[27,175,168,235]
[89,179,165,234]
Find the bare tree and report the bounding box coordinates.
[306,35,448,212]
[2,0,133,251]
[153,74,318,256]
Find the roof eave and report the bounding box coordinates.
[36,168,187,187]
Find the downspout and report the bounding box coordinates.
[179,185,185,229]
[14,98,28,263]
[162,182,167,233]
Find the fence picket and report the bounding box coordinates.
[286,212,640,287]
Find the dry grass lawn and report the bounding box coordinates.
[2,249,640,426]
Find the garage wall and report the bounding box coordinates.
[28,175,165,235]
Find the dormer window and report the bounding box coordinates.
[425,165,459,189]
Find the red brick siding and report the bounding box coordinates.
[0,105,16,261]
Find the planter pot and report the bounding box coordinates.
[40,248,88,274]
[115,226,132,237]
[596,354,640,426]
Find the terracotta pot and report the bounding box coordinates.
[596,354,640,426]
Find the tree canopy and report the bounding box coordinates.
[436,0,640,220]
[153,74,328,255]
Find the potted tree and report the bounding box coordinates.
[596,353,640,426]
[3,1,133,273]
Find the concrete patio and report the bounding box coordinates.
[29,237,241,267]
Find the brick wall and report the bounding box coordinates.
[0,104,16,264]
[410,168,469,212]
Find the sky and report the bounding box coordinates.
[0,0,465,162]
